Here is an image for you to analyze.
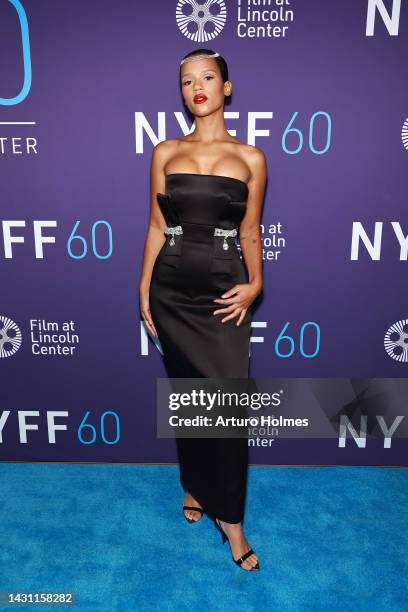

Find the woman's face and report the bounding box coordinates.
[180,58,230,115]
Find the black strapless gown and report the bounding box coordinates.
[149,173,251,524]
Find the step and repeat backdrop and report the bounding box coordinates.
[1,0,407,465]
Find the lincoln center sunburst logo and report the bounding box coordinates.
[401,118,408,151]
[176,0,227,42]
[0,315,22,358]
[384,319,408,363]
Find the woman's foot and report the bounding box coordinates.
[218,520,259,570]
[183,491,204,522]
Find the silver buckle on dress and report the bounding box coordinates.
[214,227,238,250]
[164,225,183,246]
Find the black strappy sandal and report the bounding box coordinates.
[215,518,260,570]
[182,505,205,523]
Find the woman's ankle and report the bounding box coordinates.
[220,519,242,532]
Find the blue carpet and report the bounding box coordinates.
[0,464,407,611]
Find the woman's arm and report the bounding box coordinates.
[239,147,267,292]
[212,146,267,326]
[139,141,170,337]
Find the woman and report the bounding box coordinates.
[139,48,266,571]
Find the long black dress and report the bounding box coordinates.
[149,172,251,524]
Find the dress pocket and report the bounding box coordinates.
[156,192,183,268]
[209,234,234,274]
[209,197,246,274]
[160,235,183,269]
[161,250,181,268]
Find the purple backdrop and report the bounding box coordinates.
[1,0,407,465]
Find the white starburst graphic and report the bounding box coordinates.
[176,0,227,42]
[0,315,22,358]
[401,118,408,151]
[384,319,408,363]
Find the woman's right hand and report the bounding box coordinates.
[140,288,158,338]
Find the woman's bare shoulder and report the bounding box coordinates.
[238,143,267,177]
[236,141,266,161]
[153,138,181,155]
[151,138,182,169]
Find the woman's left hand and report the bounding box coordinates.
[213,281,262,326]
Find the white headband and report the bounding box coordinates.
[180,52,220,66]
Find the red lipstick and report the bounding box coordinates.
[193,93,208,104]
